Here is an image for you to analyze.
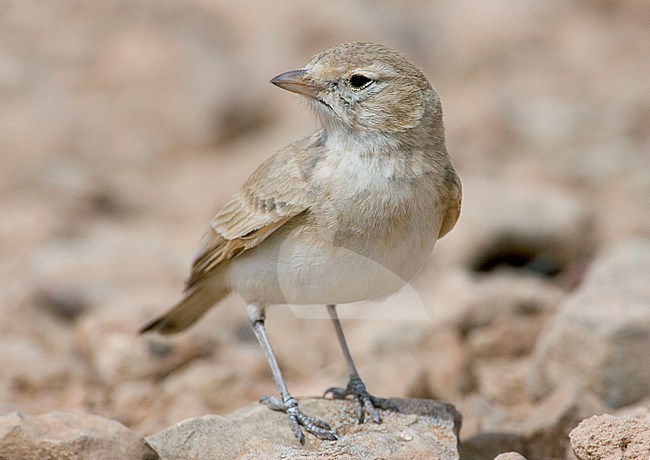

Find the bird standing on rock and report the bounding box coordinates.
[141,42,462,444]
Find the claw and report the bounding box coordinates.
[354,397,364,423]
[323,386,348,399]
[260,395,338,443]
[323,376,394,424]
[260,395,285,411]
[287,412,304,444]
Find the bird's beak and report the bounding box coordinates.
[270,69,323,99]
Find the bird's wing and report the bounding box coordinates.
[185,145,314,288]
[438,165,462,239]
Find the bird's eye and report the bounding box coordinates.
[349,74,373,89]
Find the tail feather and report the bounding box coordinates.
[140,283,229,335]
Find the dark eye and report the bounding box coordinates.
[349,74,373,89]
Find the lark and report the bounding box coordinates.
[141,42,462,443]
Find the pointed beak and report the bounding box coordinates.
[270,69,323,99]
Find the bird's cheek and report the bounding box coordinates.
[342,109,359,128]
[324,100,350,124]
[353,104,383,130]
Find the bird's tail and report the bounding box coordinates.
[139,278,229,335]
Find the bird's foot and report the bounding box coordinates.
[324,375,397,424]
[260,395,338,444]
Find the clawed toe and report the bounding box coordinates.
[323,376,395,424]
[323,386,348,399]
[260,394,285,411]
[260,395,337,444]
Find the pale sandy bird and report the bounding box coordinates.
[141,42,461,443]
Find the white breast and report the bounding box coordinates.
[228,222,437,306]
[229,143,443,307]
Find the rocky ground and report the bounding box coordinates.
[1,1,649,459]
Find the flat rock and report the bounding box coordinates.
[146,397,461,460]
[0,411,158,460]
[528,238,650,407]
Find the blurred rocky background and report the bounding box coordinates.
[1,0,649,458]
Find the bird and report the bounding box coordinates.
[140,42,462,444]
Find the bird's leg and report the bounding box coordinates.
[323,304,397,424]
[248,305,337,444]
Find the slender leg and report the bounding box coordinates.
[248,304,337,444]
[324,304,396,424]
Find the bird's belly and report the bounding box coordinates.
[229,224,436,306]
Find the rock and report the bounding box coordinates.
[460,385,606,460]
[0,411,157,460]
[493,453,528,460]
[529,238,650,408]
[569,414,650,460]
[146,398,461,460]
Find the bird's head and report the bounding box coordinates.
[271,42,439,142]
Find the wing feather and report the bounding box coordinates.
[184,136,320,288]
